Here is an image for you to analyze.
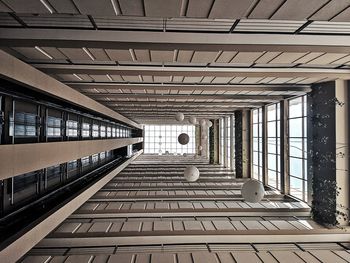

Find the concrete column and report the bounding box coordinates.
[335,80,349,226]
[308,80,349,226]
[235,110,250,178]
[230,115,235,172]
[209,119,219,164]
[223,117,228,168]
[199,124,209,159]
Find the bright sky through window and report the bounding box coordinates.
[144,125,195,154]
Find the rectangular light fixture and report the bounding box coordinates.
[35,46,53,59]
[106,74,114,82]
[73,74,83,81]
[40,0,53,14]
[82,47,95,61]
[110,0,120,16]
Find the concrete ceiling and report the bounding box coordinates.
[1,0,350,123]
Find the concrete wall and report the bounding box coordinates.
[0,50,141,129]
[0,137,143,180]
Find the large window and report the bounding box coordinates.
[47,116,61,137]
[144,125,195,154]
[252,108,263,181]
[267,103,281,189]
[66,120,78,137]
[226,117,231,168]
[220,118,224,164]
[231,115,235,173]
[288,96,308,201]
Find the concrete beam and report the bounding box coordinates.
[35,64,350,79]
[3,28,350,53]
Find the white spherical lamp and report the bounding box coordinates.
[241,179,265,203]
[184,166,200,182]
[175,112,185,122]
[189,116,197,125]
[178,133,190,145]
[206,120,213,128]
[198,145,203,151]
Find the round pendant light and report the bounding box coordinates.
[178,133,190,145]
[175,112,185,122]
[184,166,200,182]
[241,179,265,203]
[206,120,213,128]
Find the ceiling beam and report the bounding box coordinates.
[3,28,350,53]
[36,64,350,79]
[105,101,264,107]
[69,83,311,92]
[112,107,247,111]
[86,93,284,101]
[117,108,239,113]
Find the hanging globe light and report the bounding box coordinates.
[241,179,265,203]
[178,133,190,145]
[175,112,185,122]
[198,145,203,151]
[189,116,197,125]
[184,166,200,182]
[206,120,213,128]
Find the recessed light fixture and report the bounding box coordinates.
[35,46,53,59]
[106,74,114,82]
[129,49,136,61]
[110,0,120,16]
[40,0,53,14]
[73,74,83,81]
[82,47,95,61]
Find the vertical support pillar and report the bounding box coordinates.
[209,119,219,164]
[230,114,235,172]
[199,124,209,159]
[262,106,268,185]
[280,100,288,195]
[235,110,250,178]
[223,117,228,168]
[309,80,349,226]
[335,80,349,226]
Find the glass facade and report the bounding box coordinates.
[226,117,231,168]
[144,125,195,154]
[252,108,263,181]
[288,96,308,201]
[220,118,224,164]
[267,103,281,190]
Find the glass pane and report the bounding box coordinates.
[289,157,303,178]
[289,118,303,137]
[289,138,303,158]
[289,97,303,118]
[290,177,303,200]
